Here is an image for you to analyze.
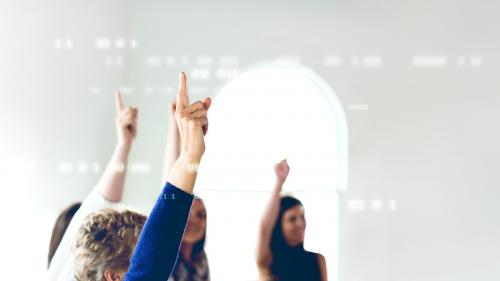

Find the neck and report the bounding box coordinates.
[284,241,303,252]
[180,242,194,263]
[285,238,302,248]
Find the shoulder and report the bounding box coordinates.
[315,253,326,263]
[305,250,324,261]
[315,253,327,281]
[308,252,326,267]
[85,188,117,210]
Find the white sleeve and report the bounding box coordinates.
[46,189,116,281]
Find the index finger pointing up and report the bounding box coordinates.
[176,72,189,111]
[115,91,124,113]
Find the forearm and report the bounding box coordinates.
[260,181,282,230]
[125,182,194,281]
[167,154,200,194]
[256,181,283,263]
[95,143,131,202]
[162,121,180,184]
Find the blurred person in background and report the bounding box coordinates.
[47,91,138,281]
[48,202,82,268]
[162,96,211,281]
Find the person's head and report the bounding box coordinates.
[181,197,207,256]
[48,202,82,268]
[271,196,306,251]
[72,208,147,281]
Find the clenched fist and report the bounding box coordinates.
[275,159,290,185]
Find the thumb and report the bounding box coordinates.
[202,97,212,111]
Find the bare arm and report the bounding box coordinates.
[96,143,131,202]
[256,160,290,274]
[162,101,181,184]
[124,72,212,281]
[167,72,211,194]
[317,254,328,281]
[96,91,138,202]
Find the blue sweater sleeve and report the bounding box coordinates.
[124,182,194,281]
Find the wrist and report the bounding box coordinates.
[274,180,284,189]
[178,153,201,172]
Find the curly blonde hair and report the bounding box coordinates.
[72,208,147,281]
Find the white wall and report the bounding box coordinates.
[0,0,127,278]
[1,0,499,280]
[126,1,500,279]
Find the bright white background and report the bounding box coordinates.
[196,65,344,281]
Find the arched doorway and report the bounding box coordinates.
[197,62,348,281]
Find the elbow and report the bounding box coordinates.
[256,257,268,268]
[255,251,271,268]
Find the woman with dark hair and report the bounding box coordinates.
[256,159,327,281]
[167,198,209,281]
[48,202,82,268]
[163,95,210,281]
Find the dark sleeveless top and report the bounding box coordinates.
[270,245,321,281]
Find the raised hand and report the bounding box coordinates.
[174,72,211,163]
[274,159,290,186]
[114,91,138,147]
[169,96,211,136]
